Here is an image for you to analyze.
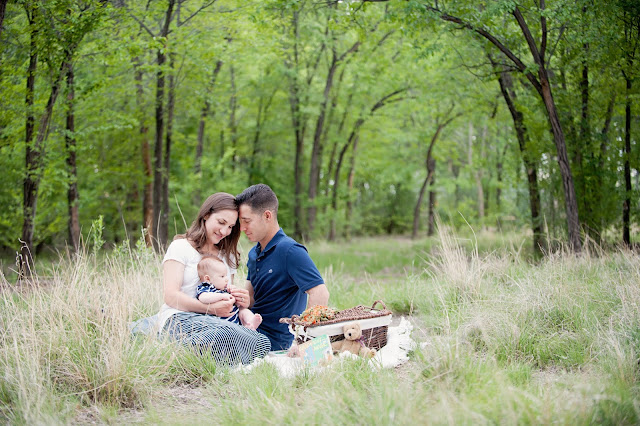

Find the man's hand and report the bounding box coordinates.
[228,286,250,309]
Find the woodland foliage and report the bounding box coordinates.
[0,0,638,264]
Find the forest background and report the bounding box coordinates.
[0,0,639,271]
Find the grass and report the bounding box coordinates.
[1,228,639,424]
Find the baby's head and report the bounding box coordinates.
[197,255,229,291]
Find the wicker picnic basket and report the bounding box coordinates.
[280,300,393,350]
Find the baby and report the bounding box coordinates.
[196,255,262,330]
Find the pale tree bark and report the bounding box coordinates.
[324,88,353,201]
[495,140,508,226]
[193,59,223,205]
[195,60,223,176]
[471,123,486,224]
[427,159,436,236]
[345,135,358,240]
[228,64,238,170]
[249,84,277,185]
[412,108,457,239]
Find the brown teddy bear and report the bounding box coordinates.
[331,322,377,358]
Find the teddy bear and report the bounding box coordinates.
[331,322,377,358]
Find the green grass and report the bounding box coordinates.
[1,229,639,424]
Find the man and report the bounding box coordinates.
[236,184,330,350]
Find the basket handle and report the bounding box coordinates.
[371,300,387,311]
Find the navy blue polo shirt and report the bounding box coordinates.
[247,229,324,350]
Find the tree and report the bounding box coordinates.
[19,0,106,273]
[0,0,7,39]
[493,57,545,255]
[618,0,640,247]
[130,0,218,251]
[365,0,583,251]
[412,105,458,238]
[328,88,406,240]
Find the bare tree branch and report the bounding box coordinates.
[177,0,218,27]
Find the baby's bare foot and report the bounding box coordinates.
[244,313,262,330]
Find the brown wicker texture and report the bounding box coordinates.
[280,300,392,350]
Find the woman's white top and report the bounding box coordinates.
[157,238,236,330]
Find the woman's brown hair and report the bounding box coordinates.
[175,192,240,269]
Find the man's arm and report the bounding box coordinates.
[306,283,329,308]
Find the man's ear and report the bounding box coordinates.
[264,210,273,221]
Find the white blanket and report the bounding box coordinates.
[238,317,416,378]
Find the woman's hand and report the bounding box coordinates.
[228,286,250,309]
[204,295,236,317]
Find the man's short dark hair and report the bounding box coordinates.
[236,184,279,215]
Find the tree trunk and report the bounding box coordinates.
[152,47,166,251]
[623,76,632,247]
[152,0,175,252]
[419,3,582,251]
[249,87,276,185]
[228,65,238,170]
[512,7,582,251]
[0,0,7,40]
[472,123,486,223]
[195,60,223,175]
[412,169,433,239]
[20,12,38,275]
[133,57,153,246]
[579,41,598,241]
[286,8,306,241]
[496,65,545,255]
[22,61,66,273]
[427,159,436,237]
[308,51,338,236]
[65,61,80,253]
[412,114,453,239]
[162,53,176,241]
[324,89,353,201]
[345,135,358,240]
[540,79,581,251]
[495,141,508,229]
[328,118,363,241]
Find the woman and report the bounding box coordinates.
[158,192,271,365]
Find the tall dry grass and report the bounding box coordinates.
[0,226,638,424]
[0,238,183,423]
